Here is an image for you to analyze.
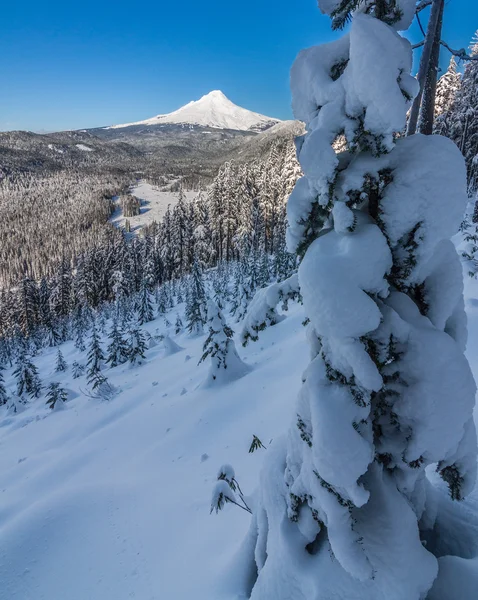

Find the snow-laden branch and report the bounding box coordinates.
[440,40,478,62]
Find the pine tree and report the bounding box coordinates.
[106,318,129,368]
[185,260,206,335]
[0,365,9,406]
[137,279,154,325]
[174,313,183,335]
[127,325,147,366]
[156,284,168,315]
[55,349,67,372]
[234,3,477,599]
[86,324,105,389]
[72,304,88,351]
[72,361,85,379]
[445,32,478,190]
[200,300,248,385]
[46,382,68,410]
[13,353,42,399]
[434,56,461,136]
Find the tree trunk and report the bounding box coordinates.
[407,0,445,136]
[418,0,444,135]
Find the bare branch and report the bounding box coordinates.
[416,0,433,12]
[440,40,478,62]
[416,12,427,37]
[412,40,425,50]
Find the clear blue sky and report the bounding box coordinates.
[1,0,477,132]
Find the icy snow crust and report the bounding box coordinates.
[107,90,281,132]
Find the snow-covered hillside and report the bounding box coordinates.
[107,90,281,132]
[1,268,478,599]
[0,297,307,600]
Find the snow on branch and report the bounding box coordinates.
[440,40,478,62]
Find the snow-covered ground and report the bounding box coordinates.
[1,279,478,599]
[110,181,197,235]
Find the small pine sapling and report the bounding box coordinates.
[46,382,68,410]
[211,464,251,514]
[249,434,267,453]
[55,349,67,372]
[127,326,147,366]
[200,300,249,385]
[72,361,85,379]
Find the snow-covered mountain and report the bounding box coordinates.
[106,90,281,132]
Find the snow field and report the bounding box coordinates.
[110,181,197,235]
[0,302,306,600]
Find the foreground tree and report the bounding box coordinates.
[233,2,477,599]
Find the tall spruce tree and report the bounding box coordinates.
[185,260,206,335]
[433,56,461,136]
[106,318,129,368]
[86,324,106,390]
[233,2,477,599]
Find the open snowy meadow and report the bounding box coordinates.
[110,181,197,235]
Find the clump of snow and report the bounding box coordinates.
[163,335,183,356]
[75,144,94,152]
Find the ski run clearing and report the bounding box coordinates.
[110,181,197,235]
[1,259,478,599]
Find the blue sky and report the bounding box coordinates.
[1,0,477,132]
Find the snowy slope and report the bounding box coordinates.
[2,279,478,599]
[0,302,306,600]
[106,90,281,132]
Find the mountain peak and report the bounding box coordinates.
[107,90,280,132]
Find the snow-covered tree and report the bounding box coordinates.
[72,360,85,379]
[13,353,42,399]
[55,348,67,372]
[127,325,147,366]
[46,381,67,410]
[106,318,129,368]
[445,32,478,190]
[185,260,206,335]
[137,279,154,325]
[233,3,477,599]
[0,365,9,406]
[230,262,254,322]
[174,313,183,335]
[86,324,105,389]
[434,56,461,136]
[200,300,248,385]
